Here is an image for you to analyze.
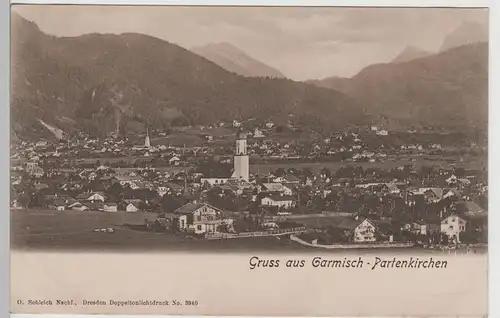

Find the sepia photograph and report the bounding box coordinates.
[9,3,490,316]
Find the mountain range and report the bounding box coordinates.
[307,42,488,132]
[440,21,488,52]
[192,42,285,79]
[11,13,365,139]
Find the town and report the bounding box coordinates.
[11,119,488,251]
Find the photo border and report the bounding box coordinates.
[2,0,498,317]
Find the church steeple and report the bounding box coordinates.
[235,128,247,155]
[232,128,249,181]
[145,127,151,148]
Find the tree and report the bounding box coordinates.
[441,233,449,245]
[320,167,331,178]
[160,194,183,213]
[106,182,124,201]
[18,193,31,208]
[217,223,229,233]
[274,168,286,177]
[301,168,313,179]
[28,192,46,208]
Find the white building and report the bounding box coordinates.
[261,195,296,208]
[126,202,140,212]
[265,121,275,129]
[103,203,118,212]
[440,214,467,243]
[261,183,293,196]
[176,202,233,234]
[335,217,377,243]
[201,178,229,186]
[76,192,106,202]
[253,128,265,138]
[169,156,181,165]
[145,128,151,148]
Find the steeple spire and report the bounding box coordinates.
[232,128,249,181]
[145,126,151,148]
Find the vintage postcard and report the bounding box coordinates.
[10,4,489,317]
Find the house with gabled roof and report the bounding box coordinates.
[76,192,106,203]
[454,200,485,217]
[441,213,467,244]
[261,194,296,209]
[122,199,145,212]
[443,188,463,200]
[174,202,233,234]
[69,201,90,211]
[103,202,118,212]
[331,216,377,243]
[260,183,293,196]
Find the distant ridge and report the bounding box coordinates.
[307,42,488,132]
[392,46,431,63]
[11,13,365,139]
[440,21,488,52]
[192,42,286,78]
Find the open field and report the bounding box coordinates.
[10,209,484,254]
[251,154,486,174]
[11,209,312,252]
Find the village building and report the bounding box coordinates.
[174,202,233,234]
[403,221,429,236]
[440,214,467,243]
[69,201,90,211]
[124,200,143,212]
[260,183,293,196]
[201,177,230,186]
[261,194,296,208]
[333,217,377,243]
[253,128,265,138]
[443,188,463,200]
[232,130,249,181]
[169,156,181,166]
[265,121,275,129]
[25,162,44,177]
[51,198,67,211]
[76,192,106,203]
[103,202,118,212]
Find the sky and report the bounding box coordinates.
[12,5,488,80]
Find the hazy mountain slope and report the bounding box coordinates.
[392,46,431,63]
[440,21,488,52]
[307,43,488,131]
[11,13,365,139]
[192,42,285,78]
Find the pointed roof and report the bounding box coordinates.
[236,128,247,139]
[174,202,223,215]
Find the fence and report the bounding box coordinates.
[205,227,308,240]
[266,212,354,221]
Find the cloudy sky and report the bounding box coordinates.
[12,5,488,80]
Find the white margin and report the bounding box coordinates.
[4,1,498,318]
[8,0,492,7]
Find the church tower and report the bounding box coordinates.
[145,127,151,148]
[232,129,249,181]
